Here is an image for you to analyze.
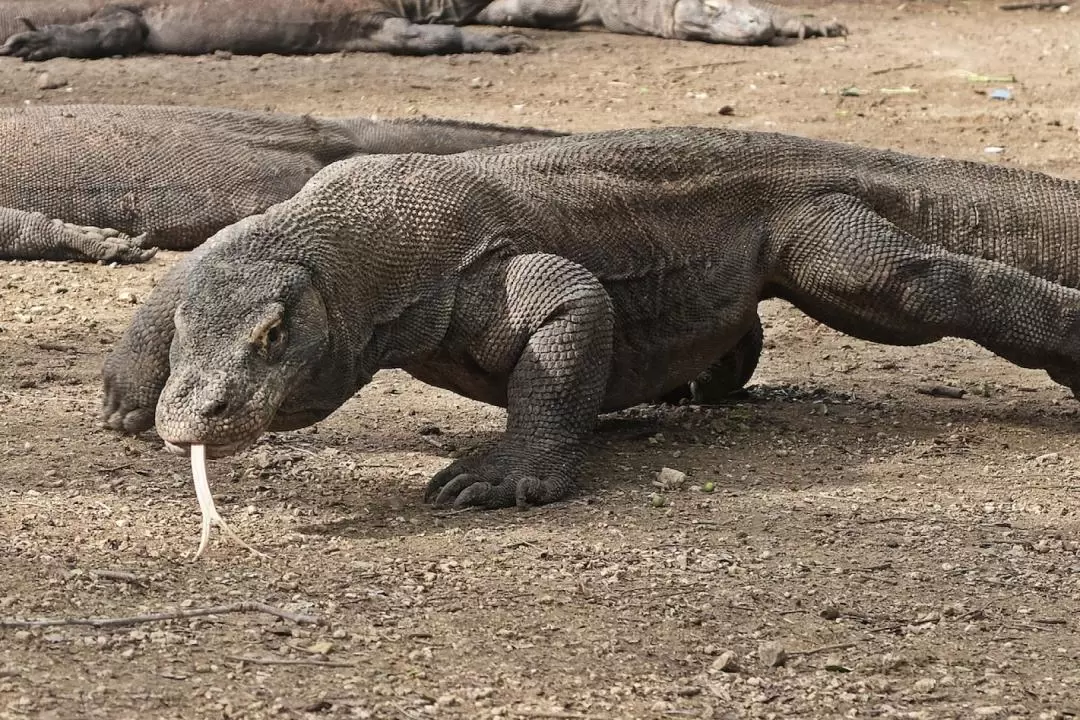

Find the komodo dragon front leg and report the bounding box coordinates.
[412,254,615,507]
[0,5,145,60]
[1,207,155,263]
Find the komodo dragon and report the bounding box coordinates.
[0,0,843,59]
[475,0,846,45]
[0,0,529,60]
[100,126,1080,510]
[0,103,567,263]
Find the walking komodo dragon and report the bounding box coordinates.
[0,103,567,263]
[0,0,843,60]
[101,126,1077,510]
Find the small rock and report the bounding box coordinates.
[305,640,333,655]
[913,677,937,693]
[758,642,787,668]
[711,650,740,673]
[212,49,233,60]
[648,492,667,508]
[820,606,840,620]
[654,466,686,490]
[974,707,1005,718]
[418,422,442,436]
[117,291,138,304]
[880,652,907,671]
[36,72,67,90]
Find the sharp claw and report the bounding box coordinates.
[454,481,494,508]
[434,473,477,507]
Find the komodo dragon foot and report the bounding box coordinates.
[425,442,581,509]
[773,15,846,40]
[0,7,146,61]
[0,209,156,263]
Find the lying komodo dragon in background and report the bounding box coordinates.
[475,0,846,45]
[0,0,843,59]
[0,103,567,263]
[0,0,528,60]
[100,125,1080,510]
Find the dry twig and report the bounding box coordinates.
[89,569,147,587]
[0,601,321,628]
[227,655,355,668]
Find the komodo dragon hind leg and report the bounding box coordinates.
[0,5,147,61]
[661,315,764,405]
[771,193,1080,395]
[347,17,533,55]
[425,253,614,509]
[0,208,155,263]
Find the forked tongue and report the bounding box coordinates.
[190,443,266,559]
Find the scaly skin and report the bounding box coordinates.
[0,104,566,262]
[0,0,530,60]
[475,0,846,45]
[107,127,1080,510]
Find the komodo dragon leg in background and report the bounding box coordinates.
[0,208,155,263]
[0,5,145,60]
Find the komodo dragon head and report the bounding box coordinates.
[671,0,776,45]
[155,237,334,458]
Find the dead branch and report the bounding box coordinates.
[0,601,321,629]
[999,1,1069,9]
[226,655,355,668]
[89,569,147,587]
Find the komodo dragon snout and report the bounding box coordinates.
[155,257,332,458]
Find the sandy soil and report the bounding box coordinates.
[3,2,1080,718]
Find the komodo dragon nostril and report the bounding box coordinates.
[200,395,229,418]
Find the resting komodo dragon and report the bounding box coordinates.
[0,0,843,59]
[0,103,567,263]
[101,126,1080,510]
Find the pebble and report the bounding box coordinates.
[655,466,686,490]
[974,707,1005,718]
[117,291,138,304]
[36,72,67,90]
[758,642,787,668]
[711,650,740,673]
[913,677,936,692]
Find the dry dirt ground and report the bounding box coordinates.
[3,2,1080,718]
